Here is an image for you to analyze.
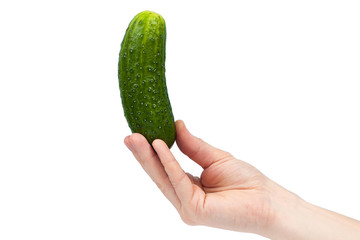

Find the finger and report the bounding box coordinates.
[175,120,229,169]
[124,134,181,210]
[186,172,203,189]
[152,139,194,204]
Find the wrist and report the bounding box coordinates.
[262,180,360,240]
[261,180,310,240]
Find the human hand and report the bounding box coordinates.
[124,120,284,236]
[124,120,360,239]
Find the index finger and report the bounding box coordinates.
[125,133,181,210]
[152,139,194,204]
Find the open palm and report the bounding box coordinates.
[124,120,275,234]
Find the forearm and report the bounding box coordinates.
[265,182,360,240]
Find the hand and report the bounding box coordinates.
[124,120,280,235]
[124,120,360,239]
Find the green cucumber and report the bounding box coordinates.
[118,10,176,148]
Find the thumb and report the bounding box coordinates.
[175,120,230,169]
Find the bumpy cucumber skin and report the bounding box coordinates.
[118,11,176,148]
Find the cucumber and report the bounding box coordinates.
[118,11,176,148]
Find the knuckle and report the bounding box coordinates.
[217,150,233,161]
[222,150,232,157]
[169,171,187,189]
[197,137,204,143]
[137,155,147,167]
[154,180,166,194]
[179,208,198,226]
[180,213,197,226]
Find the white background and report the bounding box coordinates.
[1,0,360,239]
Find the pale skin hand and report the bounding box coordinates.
[124,120,360,239]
